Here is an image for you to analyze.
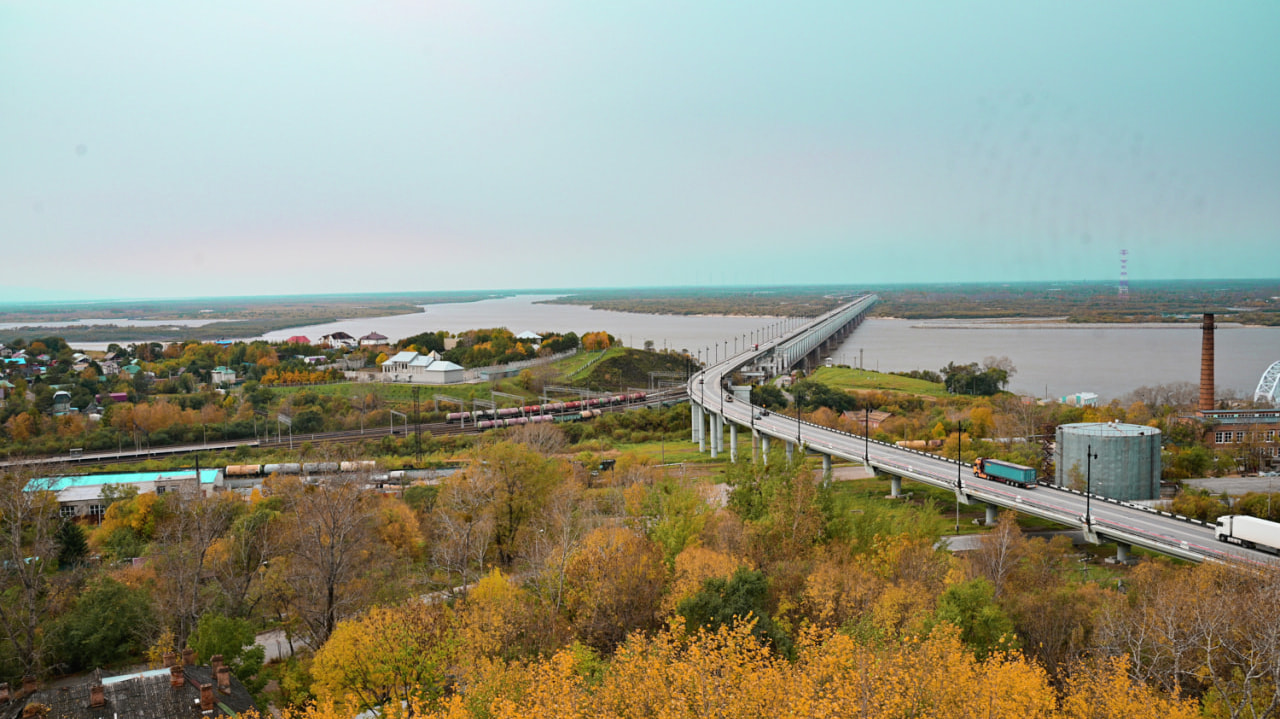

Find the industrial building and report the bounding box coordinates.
[1055,422,1162,501]
[25,469,224,520]
[1194,313,1280,471]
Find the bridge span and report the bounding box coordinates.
[689,296,1276,567]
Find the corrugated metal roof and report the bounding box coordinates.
[26,468,220,493]
[426,360,464,371]
[384,351,419,364]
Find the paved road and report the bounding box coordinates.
[692,337,1278,568]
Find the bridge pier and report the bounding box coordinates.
[729,423,738,462]
[709,414,719,458]
[985,504,998,526]
[695,406,705,452]
[822,453,832,484]
[761,435,770,464]
[691,404,699,444]
[890,476,902,498]
[1115,542,1133,565]
[785,442,794,462]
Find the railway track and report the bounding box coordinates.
[3,389,688,468]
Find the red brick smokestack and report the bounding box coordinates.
[1200,313,1215,412]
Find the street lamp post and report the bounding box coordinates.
[956,420,964,532]
[1085,443,1100,526]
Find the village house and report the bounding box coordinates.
[210,366,237,385]
[318,331,357,349]
[380,350,465,384]
[1,651,254,719]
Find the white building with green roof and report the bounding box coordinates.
[26,469,224,520]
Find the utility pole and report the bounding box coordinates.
[413,386,422,466]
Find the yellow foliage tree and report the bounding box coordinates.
[310,600,457,713]
[663,546,747,616]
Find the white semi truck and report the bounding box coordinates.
[1215,515,1280,552]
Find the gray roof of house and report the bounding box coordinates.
[4,666,254,719]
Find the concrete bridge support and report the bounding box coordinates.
[695,406,705,452]
[761,435,770,464]
[751,430,759,463]
[985,504,998,526]
[890,476,902,498]
[729,423,738,462]
[709,414,719,459]
[822,454,832,483]
[1116,542,1133,564]
[785,442,794,462]
[691,404,700,444]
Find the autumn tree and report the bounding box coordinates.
[561,526,666,653]
[430,467,497,592]
[270,473,391,644]
[311,600,457,715]
[965,510,1026,599]
[1096,561,1280,718]
[150,490,244,645]
[0,464,62,678]
[472,441,561,566]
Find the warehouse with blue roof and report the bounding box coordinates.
[25,469,224,520]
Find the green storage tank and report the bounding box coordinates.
[1055,422,1162,501]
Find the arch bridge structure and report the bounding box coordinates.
[689,296,1277,567]
[1255,360,1280,405]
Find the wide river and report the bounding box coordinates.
[76,294,1280,402]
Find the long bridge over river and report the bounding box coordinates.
[688,295,1276,567]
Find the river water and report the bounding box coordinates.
[830,318,1279,402]
[255,294,783,362]
[64,294,1278,402]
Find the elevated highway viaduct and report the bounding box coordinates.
[689,295,1277,568]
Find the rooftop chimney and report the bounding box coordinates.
[182,648,196,666]
[21,676,35,697]
[163,651,177,668]
[89,683,105,708]
[216,665,231,694]
[210,654,223,675]
[169,664,185,688]
[199,684,214,713]
[1200,313,1215,412]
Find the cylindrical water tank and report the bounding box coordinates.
[1055,422,1162,501]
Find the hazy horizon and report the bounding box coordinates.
[2,278,1278,310]
[4,2,1278,302]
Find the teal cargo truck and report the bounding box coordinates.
[972,458,1038,488]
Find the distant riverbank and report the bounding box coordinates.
[831,318,1278,402]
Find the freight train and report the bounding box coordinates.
[446,392,646,424]
[224,460,378,477]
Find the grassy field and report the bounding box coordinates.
[269,379,536,407]
[809,366,949,397]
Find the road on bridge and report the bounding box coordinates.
[690,298,1277,568]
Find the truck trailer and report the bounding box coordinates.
[972,458,1038,488]
[1215,515,1280,552]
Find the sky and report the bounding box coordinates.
[2,1,1278,301]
